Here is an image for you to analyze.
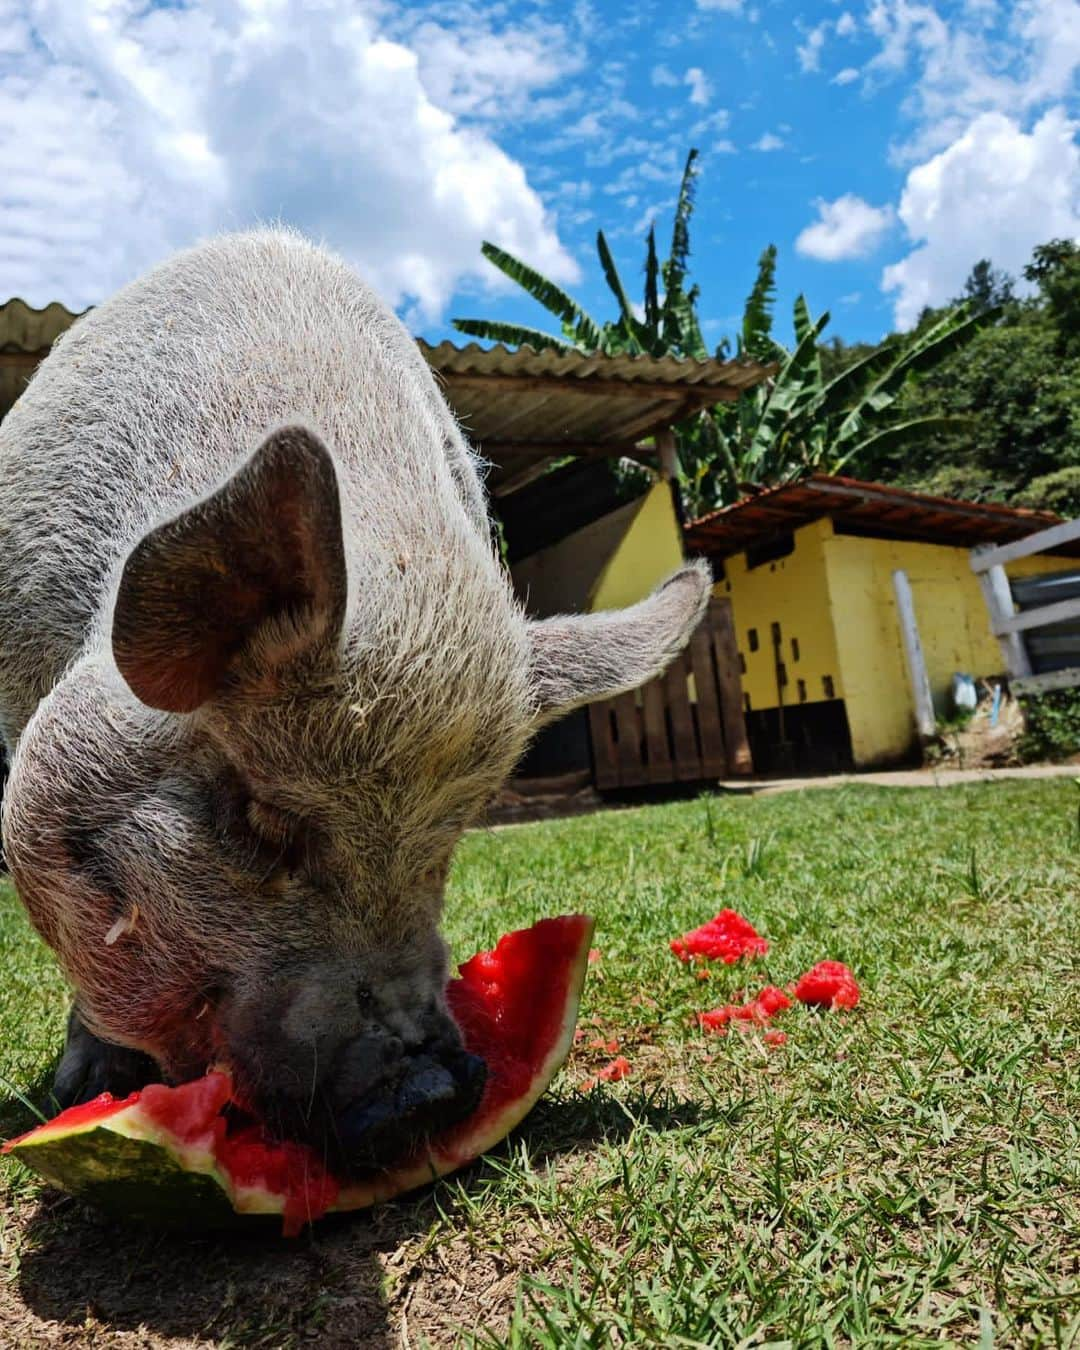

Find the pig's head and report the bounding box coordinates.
[3,425,709,1169]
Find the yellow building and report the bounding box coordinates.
[686,476,1080,771]
[7,297,1075,783]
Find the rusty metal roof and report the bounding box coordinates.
[685,474,1080,559]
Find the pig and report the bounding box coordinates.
[0,228,709,1167]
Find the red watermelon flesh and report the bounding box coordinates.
[4,914,594,1235]
[793,960,860,1009]
[670,909,768,964]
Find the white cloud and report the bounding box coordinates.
[797,22,828,73]
[1015,0,1080,105]
[864,0,1080,160]
[833,66,861,85]
[882,107,1080,327]
[685,66,712,105]
[690,107,731,137]
[0,1,577,321]
[696,0,744,10]
[651,63,680,87]
[796,11,857,76]
[714,138,738,153]
[566,112,605,139]
[752,132,785,151]
[796,194,895,261]
[403,16,584,122]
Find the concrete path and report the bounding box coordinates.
[715,762,1080,797]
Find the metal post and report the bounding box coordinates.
[892,569,937,741]
[656,427,679,481]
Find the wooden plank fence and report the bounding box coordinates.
[587,596,752,789]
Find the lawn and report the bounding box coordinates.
[0,779,1078,1348]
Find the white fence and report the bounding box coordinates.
[971,518,1080,695]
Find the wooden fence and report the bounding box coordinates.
[587,596,752,789]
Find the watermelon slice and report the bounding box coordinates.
[3,914,594,1235]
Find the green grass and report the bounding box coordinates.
[1,780,1079,1347]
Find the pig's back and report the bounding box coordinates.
[0,229,486,744]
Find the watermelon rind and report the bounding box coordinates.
[16,1126,241,1228]
[4,914,595,1231]
[6,1092,245,1227]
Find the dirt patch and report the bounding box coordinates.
[482,772,603,826]
[934,688,1027,769]
[0,1187,409,1349]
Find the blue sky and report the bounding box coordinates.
[2,1,1079,352]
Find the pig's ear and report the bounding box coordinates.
[112,424,347,713]
[525,560,711,725]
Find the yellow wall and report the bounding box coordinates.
[718,517,844,715]
[822,533,1073,764]
[589,481,685,612]
[510,495,641,617]
[719,516,1078,767]
[509,481,684,618]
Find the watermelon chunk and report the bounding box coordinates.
[793,960,860,1009]
[670,909,768,964]
[697,984,792,1032]
[3,914,594,1235]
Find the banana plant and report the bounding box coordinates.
[675,264,993,517]
[453,151,712,361]
[452,146,991,518]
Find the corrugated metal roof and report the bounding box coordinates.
[0,297,83,353]
[685,474,1080,559]
[0,298,84,421]
[419,340,772,493]
[419,338,767,391]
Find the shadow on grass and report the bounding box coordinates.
[3,1078,710,1346]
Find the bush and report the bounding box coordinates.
[1015,466,1080,518]
[1018,686,1080,761]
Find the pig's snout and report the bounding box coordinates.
[252,1033,487,1174]
[219,957,486,1173]
[334,1045,487,1171]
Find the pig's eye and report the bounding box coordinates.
[245,798,299,849]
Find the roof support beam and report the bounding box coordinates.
[479,439,642,461]
[656,428,679,481]
[970,515,1080,572]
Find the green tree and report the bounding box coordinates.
[954,258,1015,313]
[676,267,988,516]
[858,240,1080,506]
[1025,239,1080,357]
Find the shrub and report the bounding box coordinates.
[1015,466,1080,518]
[1018,686,1080,761]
